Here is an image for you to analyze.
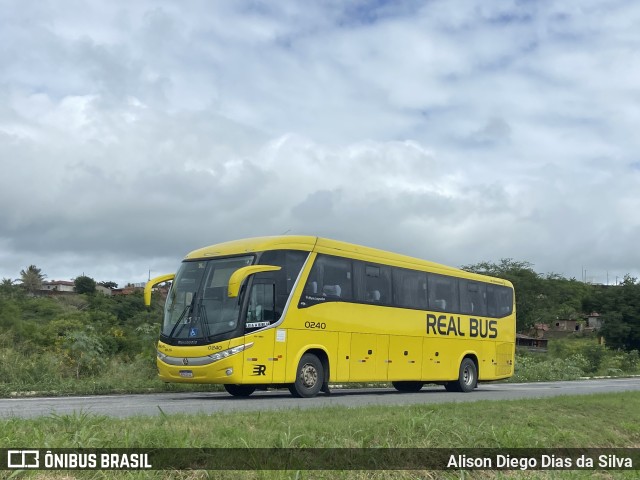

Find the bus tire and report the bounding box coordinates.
[445,358,477,393]
[289,353,324,398]
[224,384,256,397]
[392,381,424,393]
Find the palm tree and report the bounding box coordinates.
[0,277,16,297]
[19,265,46,295]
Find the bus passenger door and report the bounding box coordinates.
[242,281,276,383]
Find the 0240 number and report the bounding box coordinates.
[304,321,326,329]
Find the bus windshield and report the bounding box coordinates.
[162,256,254,341]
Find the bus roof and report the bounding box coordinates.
[184,235,510,286]
[185,236,318,259]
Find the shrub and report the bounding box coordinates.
[59,326,106,379]
[511,354,585,382]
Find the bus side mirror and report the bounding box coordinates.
[228,265,281,298]
[144,273,175,306]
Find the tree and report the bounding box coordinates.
[98,281,118,289]
[585,275,640,351]
[74,275,97,295]
[1,278,17,297]
[19,265,46,295]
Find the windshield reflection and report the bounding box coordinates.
[162,256,254,340]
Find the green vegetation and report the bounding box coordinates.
[18,264,46,295]
[0,280,210,396]
[585,275,640,351]
[511,338,640,382]
[5,391,639,448]
[74,275,97,295]
[2,261,640,397]
[1,392,639,478]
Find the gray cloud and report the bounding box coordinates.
[1,0,639,287]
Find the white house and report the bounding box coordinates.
[40,280,75,292]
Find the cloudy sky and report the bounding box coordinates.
[1,0,639,288]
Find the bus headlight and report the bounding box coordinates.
[207,343,254,362]
[155,342,253,367]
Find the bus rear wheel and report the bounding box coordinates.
[224,384,256,397]
[289,353,324,398]
[445,358,477,393]
[392,381,424,393]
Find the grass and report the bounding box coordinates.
[1,392,639,479]
[0,350,223,397]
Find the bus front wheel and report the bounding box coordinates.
[289,353,324,398]
[445,358,477,393]
[224,384,256,397]
[392,381,424,392]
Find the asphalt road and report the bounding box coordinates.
[1,378,639,419]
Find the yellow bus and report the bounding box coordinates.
[145,236,515,398]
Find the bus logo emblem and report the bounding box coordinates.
[182,358,189,366]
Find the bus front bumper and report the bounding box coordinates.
[156,343,251,384]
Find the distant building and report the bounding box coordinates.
[523,314,603,347]
[587,312,603,330]
[551,319,582,332]
[112,283,169,300]
[95,285,112,296]
[40,280,112,296]
[111,285,143,296]
[516,333,548,351]
[532,323,549,338]
[40,280,75,293]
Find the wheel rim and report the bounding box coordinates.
[463,365,474,386]
[300,363,318,388]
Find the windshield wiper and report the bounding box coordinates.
[168,292,197,338]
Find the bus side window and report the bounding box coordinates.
[487,285,513,317]
[392,268,428,309]
[354,261,391,304]
[300,254,352,305]
[460,280,487,316]
[304,267,321,296]
[320,256,352,300]
[258,249,308,316]
[428,274,459,312]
